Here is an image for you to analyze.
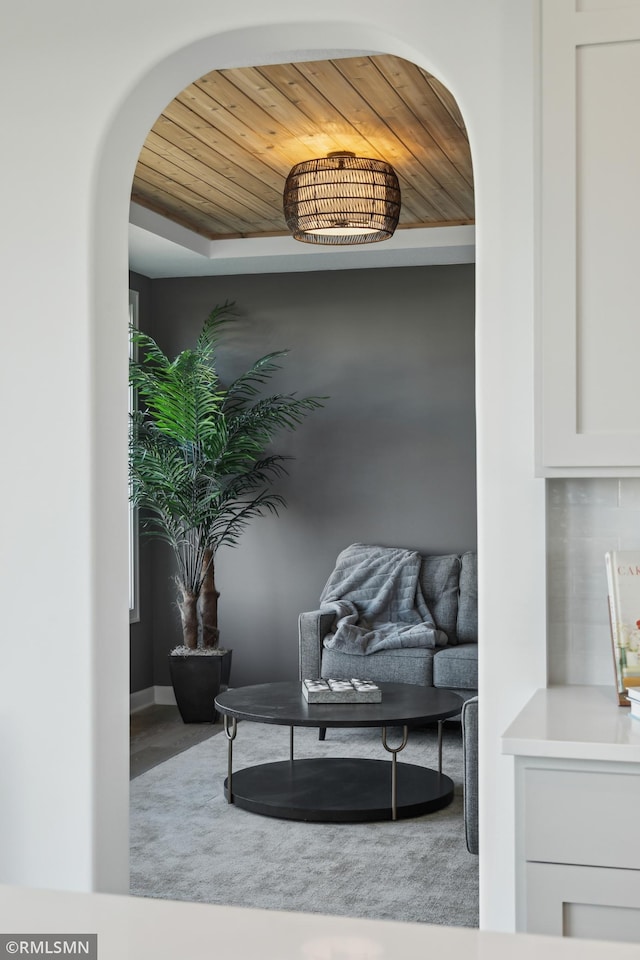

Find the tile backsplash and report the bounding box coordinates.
[547,479,640,686]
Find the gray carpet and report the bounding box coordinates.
[130,721,479,927]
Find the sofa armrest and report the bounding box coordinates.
[461,696,479,855]
[298,609,335,680]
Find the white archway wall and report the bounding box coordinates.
[0,0,545,932]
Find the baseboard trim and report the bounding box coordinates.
[130,687,154,713]
[130,685,177,713]
[154,684,177,706]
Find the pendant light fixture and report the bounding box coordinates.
[283,151,401,245]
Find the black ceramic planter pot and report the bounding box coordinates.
[169,649,233,724]
[219,648,233,690]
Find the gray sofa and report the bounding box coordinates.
[298,549,478,700]
[299,547,479,854]
[462,695,479,854]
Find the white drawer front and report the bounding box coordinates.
[525,862,640,941]
[524,768,640,869]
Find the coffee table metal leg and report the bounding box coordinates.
[223,715,237,804]
[381,725,409,820]
[290,725,294,762]
[438,719,443,775]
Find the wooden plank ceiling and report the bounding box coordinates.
[132,54,474,241]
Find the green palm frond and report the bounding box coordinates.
[131,341,225,445]
[129,304,325,593]
[208,490,287,551]
[195,301,236,363]
[224,395,324,455]
[224,352,288,411]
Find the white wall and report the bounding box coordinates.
[0,0,544,932]
[548,479,640,685]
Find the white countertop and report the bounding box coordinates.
[1,884,640,959]
[502,685,640,762]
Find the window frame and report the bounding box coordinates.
[129,289,140,624]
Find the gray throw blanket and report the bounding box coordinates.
[320,543,447,654]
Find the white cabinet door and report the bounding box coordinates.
[522,767,640,869]
[538,0,640,475]
[526,862,640,942]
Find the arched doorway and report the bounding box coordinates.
[86,4,544,932]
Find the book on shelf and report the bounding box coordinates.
[302,678,382,704]
[625,685,640,708]
[605,550,640,706]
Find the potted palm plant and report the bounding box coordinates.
[129,302,323,722]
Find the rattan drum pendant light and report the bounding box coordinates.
[283,151,401,245]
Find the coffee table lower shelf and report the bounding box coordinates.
[223,757,454,822]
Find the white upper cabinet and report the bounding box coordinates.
[538,0,640,475]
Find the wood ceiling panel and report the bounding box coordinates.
[132,54,474,241]
[133,164,240,237]
[131,181,231,240]
[326,60,470,220]
[137,148,278,237]
[259,58,440,223]
[333,58,473,211]
[149,117,283,206]
[143,132,281,222]
[161,100,285,194]
[218,64,355,156]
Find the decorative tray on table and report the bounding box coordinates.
[302,678,382,703]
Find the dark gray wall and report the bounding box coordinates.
[129,271,155,694]
[132,263,476,691]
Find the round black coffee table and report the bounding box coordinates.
[214,681,463,823]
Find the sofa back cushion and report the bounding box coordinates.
[418,554,461,644]
[457,551,478,643]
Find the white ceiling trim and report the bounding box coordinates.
[129,202,475,278]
